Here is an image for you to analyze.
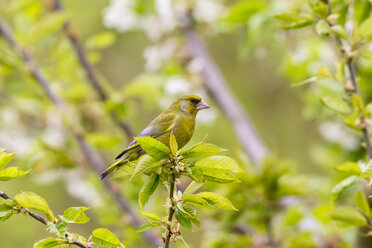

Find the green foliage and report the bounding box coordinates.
[91,228,124,247]
[60,207,90,224]
[134,137,170,159]
[273,12,314,29]
[0,149,30,181]
[14,192,55,221]
[33,238,68,248]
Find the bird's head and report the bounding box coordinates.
[174,95,210,115]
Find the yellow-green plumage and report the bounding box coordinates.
[100,95,209,179]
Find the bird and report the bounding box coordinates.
[100,95,210,179]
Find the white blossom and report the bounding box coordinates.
[164,77,192,95]
[143,39,178,72]
[193,0,223,23]
[103,0,139,32]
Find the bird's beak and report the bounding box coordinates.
[196,100,210,110]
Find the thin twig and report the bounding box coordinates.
[0,20,161,248]
[164,173,176,248]
[0,191,87,248]
[184,25,269,167]
[50,0,134,139]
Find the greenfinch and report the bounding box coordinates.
[100,95,210,179]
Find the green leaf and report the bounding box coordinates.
[60,207,89,224]
[33,238,67,248]
[135,137,170,160]
[0,210,13,222]
[0,167,31,181]
[194,156,242,183]
[331,176,358,201]
[138,211,161,222]
[170,132,178,155]
[195,156,242,173]
[86,31,116,50]
[355,191,370,217]
[131,155,162,180]
[364,102,372,117]
[0,150,16,169]
[91,228,122,247]
[47,221,66,238]
[138,173,159,209]
[273,12,314,29]
[331,206,367,226]
[183,181,203,195]
[188,167,203,181]
[308,0,329,17]
[336,162,361,176]
[358,17,372,40]
[175,210,192,230]
[14,192,55,220]
[359,160,372,178]
[330,25,348,40]
[182,194,209,207]
[321,96,351,114]
[179,143,226,159]
[196,192,237,210]
[315,66,332,78]
[225,0,267,23]
[137,223,156,233]
[316,19,330,37]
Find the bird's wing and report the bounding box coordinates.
[115,110,176,160]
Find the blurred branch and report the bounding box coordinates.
[0,191,88,248]
[184,25,269,168]
[49,0,134,139]
[0,20,161,248]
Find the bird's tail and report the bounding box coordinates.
[100,157,127,180]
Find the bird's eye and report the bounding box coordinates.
[190,98,196,103]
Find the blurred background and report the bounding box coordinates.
[1,0,370,247]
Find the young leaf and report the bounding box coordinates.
[137,223,156,233]
[175,210,192,230]
[196,192,237,210]
[169,132,178,156]
[47,221,66,238]
[331,176,358,201]
[0,150,16,169]
[194,156,242,173]
[131,155,162,180]
[91,228,122,247]
[330,206,367,226]
[201,168,238,184]
[138,211,161,222]
[335,162,361,176]
[60,207,89,224]
[316,19,330,37]
[273,12,314,29]
[134,137,170,160]
[86,31,116,50]
[225,0,267,23]
[0,167,31,181]
[0,210,13,222]
[182,195,209,207]
[138,174,159,209]
[33,238,67,248]
[355,191,371,217]
[321,96,351,114]
[183,181,203,195]
[179,142,226,159]
[14,192,55,220]
[359,160,372,178]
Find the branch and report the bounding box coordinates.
[164,173,176,248]
[0,20,161,248]
[324,0,372,159]
[184,25,269,167]
[0,191,87,248]
[50,0,134,139]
